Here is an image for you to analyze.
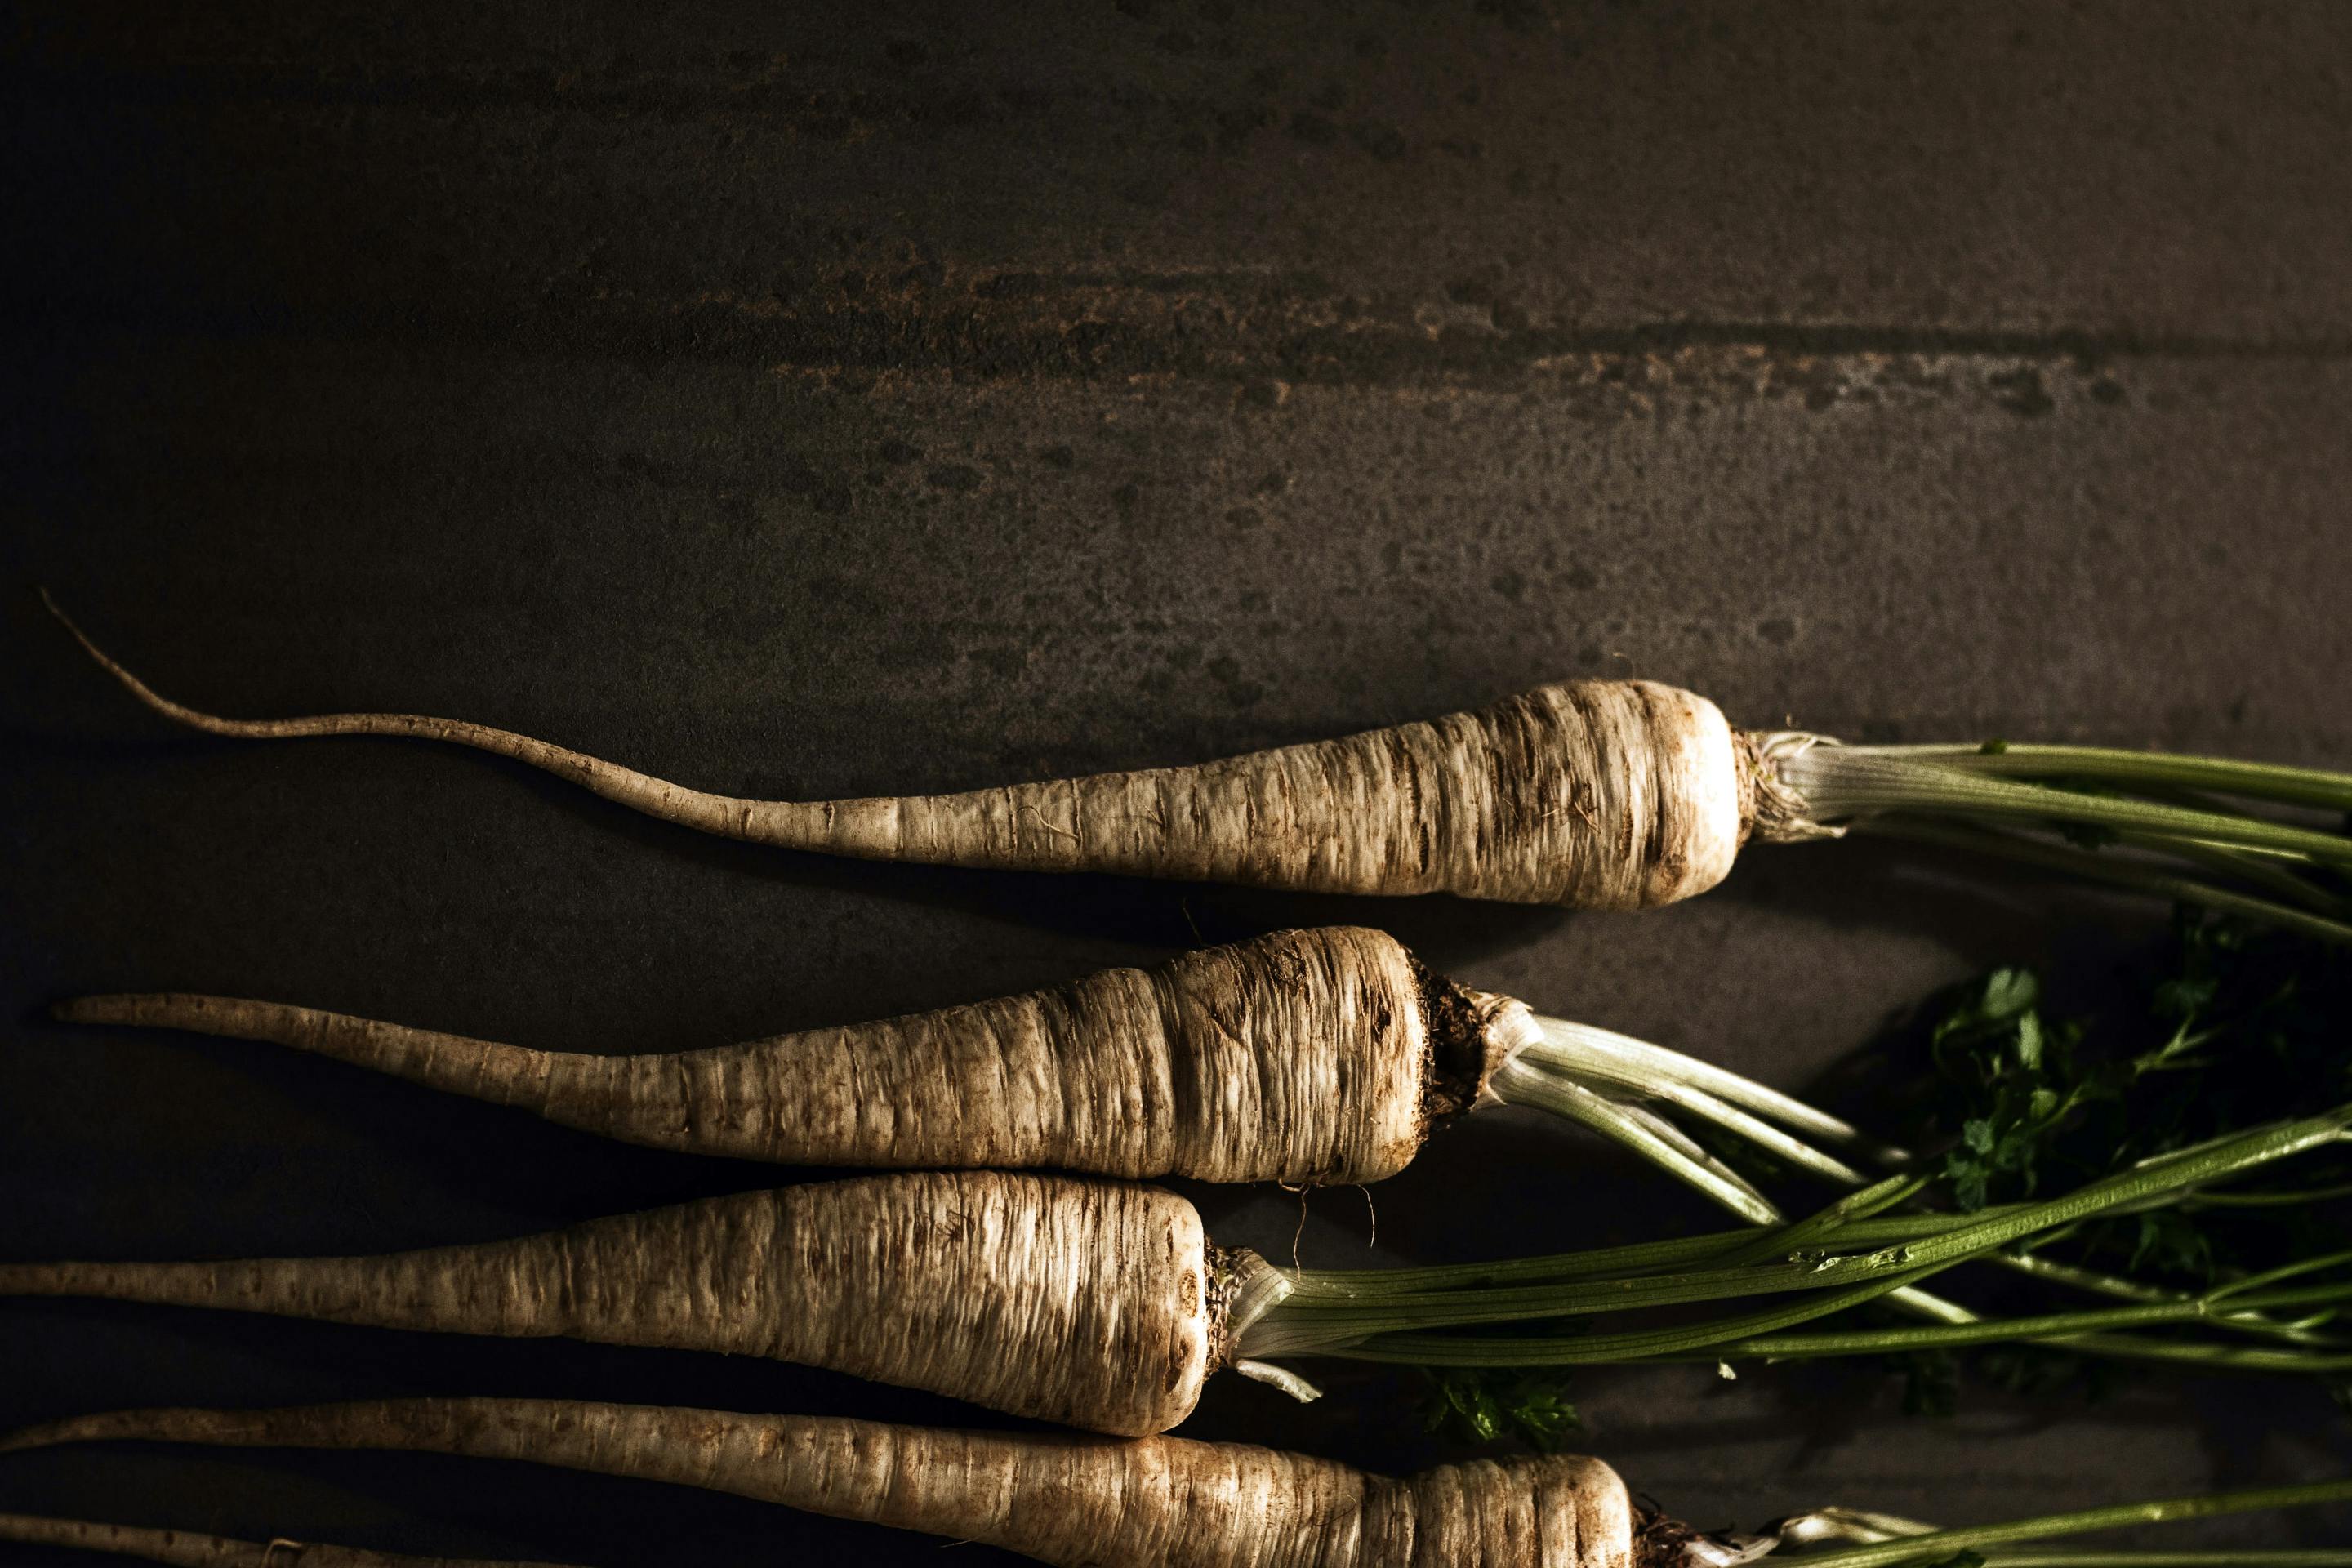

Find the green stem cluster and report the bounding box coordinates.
[1762,1478,2352,1568]
[1483,1014,2332,1352]
[1242,1105,2352,1376]
[1769,739,2352,944]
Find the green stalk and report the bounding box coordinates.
[1486,1056,1980,1326]
[1782,750,2352,865]
[2203,1249,2352,1303]
[1321,948,2345,1386]
[2190,1182,2352,1209]
[1281,1210,2016,1297]
[2052,1334,2352,1374]
[1996,1252,2351,1348]
[1244,1106,2352,1365]
[1772,1478,2352,1568]
[1489,1024,1978,1329]
[1499,1022,2336,1353]
[1523,1015,1904,1164]
[1769,1511,2352,1566]
[1761,735,2352,942]
[1765,1509,2352,1566]
[1271,1245,1948,1334]
[2114,831,2350,914]
[1686,1280,2352,1362]
[1495,990,2345,1356]
[1849,819,2352,946]
[1972,1556,2352,1566]
[1847,743,2352,813]
[1328,1260,1957,1366]
[1490,1056,1780,1223]
[1695,1175,1931,1271]
[1509,1030,1872,1185]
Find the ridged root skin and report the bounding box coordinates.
[57,928,1510,1187]
[0,1399,1637,1568]
[0,1512,580,1568]
[0,1174,1218,1436]
[51,599,1743,908]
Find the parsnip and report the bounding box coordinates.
[8,1102,2342,1437]
[57,595,2352,933]
[0,1398,1635,1568]
[56,926,1882,1215]
[10,1400,2345,1568]
[0,1512,581,1568]
[56,928,1502,1187]
[45,597,1761,908]
[0,1174,1225,1437]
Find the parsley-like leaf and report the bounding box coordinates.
[1888,908,2350,1415]
[1420,1368,1582,1450]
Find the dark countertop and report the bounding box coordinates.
[4,3,2349,1562]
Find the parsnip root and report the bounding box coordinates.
[0,1174,1241,1436]
[48,597,1754,908]
[0,1398,1636,1568]
[0,1512,581,1567]
[58,928,1521,1186]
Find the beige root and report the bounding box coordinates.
[0,1512,581,1568]
[51,597,1745,907]
[59,928,1515,1186]
[0,1399,1636,1568]
[0,1174,1229,1436]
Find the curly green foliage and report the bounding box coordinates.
[1394,909,2350,1437]
[1883,907,2352,1414]
[1419,1367,1581,1451]
[1923,911,2350,1264]
[1926,965,2092,1212]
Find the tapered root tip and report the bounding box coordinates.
[0,1419,75,1456]
[50,996,118,1025]
[39,588,124,684]
[50,994,173,1029]
[0,1410,213,1456]
[40,589,230,733]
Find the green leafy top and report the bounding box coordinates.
[1777,732,2352,946]
[1874,909,2352,1415]
[1400,909,2352,1444]
[1928,965,2085,1212]
[1421,1366,1580,1451]
[1920,910,2352,1281]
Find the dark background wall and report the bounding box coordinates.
[3,2,2350,1562]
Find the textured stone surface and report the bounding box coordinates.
[4,2,2350,1562]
